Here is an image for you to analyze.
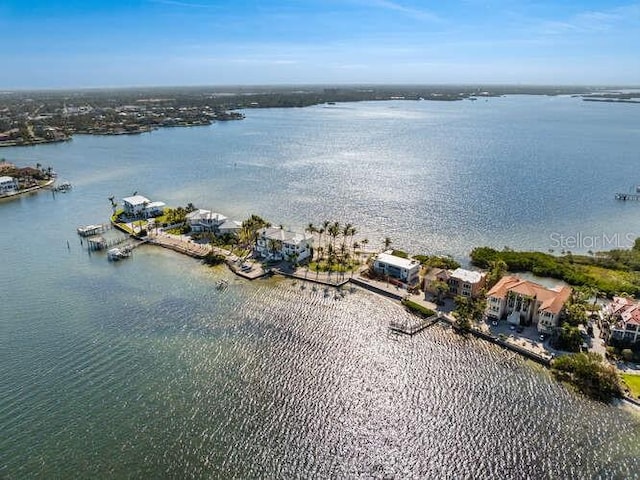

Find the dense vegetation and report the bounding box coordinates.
[452,295,486,331]
[202,252,227,266]
[551,352,623,402]
[552,323,584,352]
[401,299,436,318]
[470,245,640,296]
[413,254,461,270]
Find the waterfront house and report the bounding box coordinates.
[145,201,166,217]
[604,297,640,345]
[122,195,165,218]
[373,251,420,286]
[186,209,227,233]
[217,219,243,236]
[254,227,313,262]
[448,268,487,298]
[423,267,486,298]
[0,176,19,196]
[485,276,572,334]
[123,195,149,216]
[423,267,451,294]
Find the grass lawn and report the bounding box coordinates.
[621,373,640,399]
[309,260,359,273]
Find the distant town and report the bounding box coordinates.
[2,84,633,147]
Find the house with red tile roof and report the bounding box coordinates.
[485,275,572,334]
[604,297,640,345]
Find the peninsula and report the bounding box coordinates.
[0,160,57,197]
[93,193,639,404]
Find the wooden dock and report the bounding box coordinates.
[615,193,640,201]
[390,315,440,335]
[147,234,212,258]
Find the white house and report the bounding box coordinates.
[218,219,242,236]
[254,227,313,262]
[485,275,572,334]
[186,209,227,233]
[122,195,165,218]
[373,251,420,285]
[604,297,640,345]
[145,201,166,217]
[0,176,19,196]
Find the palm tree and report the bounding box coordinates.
[339,243,348,279]
[317,227,325,258]
[341,223,353,253]
[322,220,330,236]
[289,251,299,269]
[305,223,316,259]
[267,238,282,261]
[361,238,369,263]
[347,226,356,256]
[329,221,340,252]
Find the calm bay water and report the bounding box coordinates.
[1,96,640,478]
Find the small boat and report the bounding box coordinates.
[216,279,229,290]
[54,181,72,192]
[107,247,131,261]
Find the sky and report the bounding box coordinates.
[0,0,638,88]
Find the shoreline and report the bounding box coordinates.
[0,178,55,200]
[106,213,639,407]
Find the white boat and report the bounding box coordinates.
[54,181,72,192]
[107,247,131,261]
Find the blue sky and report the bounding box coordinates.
[1,0,638,88]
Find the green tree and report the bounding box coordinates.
[554,322,583,352]
[551,352,622,401]
[432,279,450,305]
[305,223,316,259]
[452,295,485,330]
[486,259,508,288]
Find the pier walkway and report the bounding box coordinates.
[147,232,212,258]
[390,315,440,335]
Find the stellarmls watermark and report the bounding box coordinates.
[549,232,637,250]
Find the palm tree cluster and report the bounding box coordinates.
[305,221,363,275]
[238,214,271,251]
